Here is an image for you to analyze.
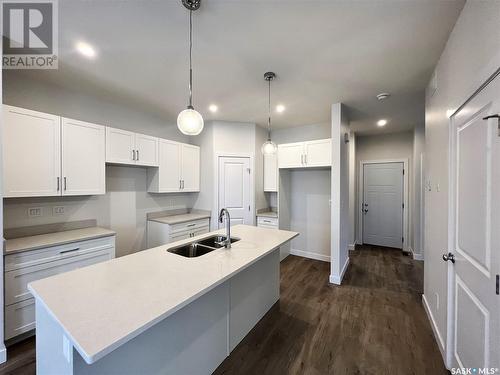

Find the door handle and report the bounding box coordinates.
[304,154,307,165]
[363,209,368,214]
[179,180,182,189]
[64,177,67,191]
[182,180,185,189]
[136,149,139,161]
[442,252,455,263]
[57,177,60,191]
[132,150,136,161]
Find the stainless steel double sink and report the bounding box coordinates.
[167,235,240,258]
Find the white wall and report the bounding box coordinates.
[330,104,350,284]
[0,37,7,363]
[348,131,356,248]
[424,0,500,362]
[272,123,332,260]
[2,75,194,257]
[412,122,425,259]
[354,131,414,246]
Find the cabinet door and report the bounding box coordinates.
[62,118,105,196]
[277,142,304,168]
[158,140,182,192]
[181,144,200,192]
[304,139,332,167]
[135,133,158,167]
[3,105,61,197]
[105,127,135,164]
[263,153,278,192]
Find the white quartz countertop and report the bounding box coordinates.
[4,227,116,255]
[148,212,211,225]
[28,225,298,365]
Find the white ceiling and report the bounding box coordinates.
[10,0,464,133]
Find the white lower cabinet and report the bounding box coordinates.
[4,236,115,340]
[257,216,278,229]
[147,218,210,248]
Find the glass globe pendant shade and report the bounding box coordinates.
[177,107,204,136]
[261,139,277,155]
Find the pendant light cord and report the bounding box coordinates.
[267,78,271,140]
[188,8,193,108]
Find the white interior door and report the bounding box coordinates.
[181,144,200,192]
[362,162,404,248]
[2,105,61,197]
[449,75,499,370]
[218,157,252,227]
[62,118,105,196]
[134,133,158,167]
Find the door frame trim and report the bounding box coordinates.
[213,152,255,229]
[357,158,409,252]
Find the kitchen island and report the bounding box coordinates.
[28,225,298,375]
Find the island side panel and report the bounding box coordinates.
[35,301,74,375]
[229,249,280,351]
[72,283,229,375]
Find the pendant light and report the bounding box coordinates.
[177,0,204,136]
[261,72,278,155]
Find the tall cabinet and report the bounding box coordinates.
[2,106,106,197]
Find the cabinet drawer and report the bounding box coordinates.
[170,226,209,242]
[5,236,115,272]
[5,298,36,340]
[257,217,278,227]
[5,248,114,306]
[170,219,210,235]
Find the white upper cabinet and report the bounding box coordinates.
[278,138,331,169]
[263,153,278,192]
[304,139,332,167]
[3,106,61,197]
[2,106,107,198]
[147,141,200,193]
[105,127,135,164]
[105,127,158,166]
[135,133,159,167]
[277,142,305,168]
[62,118,105,196]
[181,144,200,192]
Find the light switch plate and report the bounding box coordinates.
[28,207,42,218]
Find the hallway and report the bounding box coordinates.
[215,246,446,374]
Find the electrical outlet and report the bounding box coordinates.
[53,206,65,215]
[28,207,42,218]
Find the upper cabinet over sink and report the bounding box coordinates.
[105,127,158,167]
[3,105,105,198]
[147,140,200,193]
[278,138,331,169]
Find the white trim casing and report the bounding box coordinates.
[329,257,350,285]
[290,249,330,262]
[357,158,409,252]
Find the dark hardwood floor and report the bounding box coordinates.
[214,245,447,375]
[0,245,446,375]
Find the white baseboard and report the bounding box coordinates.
[0,345,6,364]
[348,243,356,251]
[290,249,330,262]
[422,294,446,363]
[329,256,350,285]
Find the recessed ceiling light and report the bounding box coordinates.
[377,119,387,127]
[377,93,391,100]
[276,104,285,113]
[209,104,218,113]
[75,41,96,59]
